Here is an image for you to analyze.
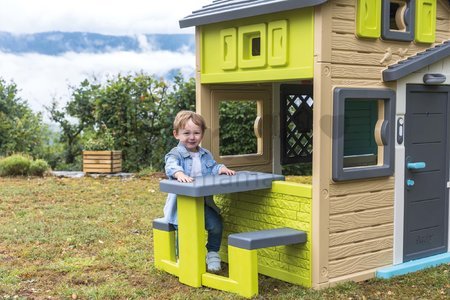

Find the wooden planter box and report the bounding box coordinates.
[82,150,122,173]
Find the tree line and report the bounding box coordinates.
[0,73,258,173]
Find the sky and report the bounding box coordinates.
[0,0,210,35]
[0,0,210,117]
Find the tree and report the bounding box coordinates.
[46,79,100,166]
[0,78,48,158]
[48,73,196,171]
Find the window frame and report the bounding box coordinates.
[211,90,271,167]
[332,88,396,181]
[381,0,416,41]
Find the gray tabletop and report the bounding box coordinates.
[159,171,285,197]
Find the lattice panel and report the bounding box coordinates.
[280,84,313,165]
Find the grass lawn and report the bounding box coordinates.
[0,176,449,299]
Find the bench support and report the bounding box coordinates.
[153,219,179,276]
[202,246,258,298]
[153,217,307,298]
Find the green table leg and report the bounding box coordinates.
[177,195,206,287]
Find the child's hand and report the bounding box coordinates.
[219,166,236,176]
[174,171,194,183]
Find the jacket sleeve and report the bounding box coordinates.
[211,162,224,175]
[204,149,224,175]
[165,151,184,179]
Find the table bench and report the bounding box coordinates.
[154,171,298,298]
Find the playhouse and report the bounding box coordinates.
[154,0,450,296]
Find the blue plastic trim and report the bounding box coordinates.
[376,252,450,279]
[407,162,426,169]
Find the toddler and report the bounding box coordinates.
[163,110,235,272]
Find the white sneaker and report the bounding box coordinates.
[206,251,221,272]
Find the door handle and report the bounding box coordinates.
[407,162,426,170]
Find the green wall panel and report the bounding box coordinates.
[201,8,314,84]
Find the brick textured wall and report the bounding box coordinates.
[215,181,312,287]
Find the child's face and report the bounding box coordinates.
[174,119,204,152]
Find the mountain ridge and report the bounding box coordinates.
[0,31,195,55]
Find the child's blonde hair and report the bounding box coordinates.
[173,110,207,133]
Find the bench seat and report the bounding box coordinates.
[228,228,307,250]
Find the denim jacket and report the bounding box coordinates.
[163,142,224,225]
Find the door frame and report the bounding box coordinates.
[394,74,450,265]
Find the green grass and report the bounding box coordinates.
[0,176,449,299]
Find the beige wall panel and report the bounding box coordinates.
[332,33,430,54]
[329,223,394,247]
[329,177,394,196]
[332,3,354,21]
[315,4,333,62]
[329,249,393,278]
[312,1,333,288]
[331,78,388,87]
[329,236,393,261]
[330,190,394,215]
[333,0,355,6]
[331,64,385,80]
[436,18,450,31]
[326,269,377,287]
[436,30,449,42]
[329,207,393,232]
[332,18,354,34]
[437,0,450,19]
[331,50,404,66]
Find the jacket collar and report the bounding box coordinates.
[176,141,206,158]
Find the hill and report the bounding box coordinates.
[0,31,195,55]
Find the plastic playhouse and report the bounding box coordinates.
[154,0,450,297]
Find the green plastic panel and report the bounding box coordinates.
[268,20,288,67]
[220,28,238,70]
[415,0,436,43]
[200,8,314,84]
[356,0,381,38]
[238,23,267,68]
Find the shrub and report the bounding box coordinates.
[83,124,115,151]
[0,154,31,176]
[29,159,50,176]
[0,154,51,177]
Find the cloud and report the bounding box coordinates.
[0,0,211,35]
[0,50,195,119]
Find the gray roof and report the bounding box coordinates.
[179,0,328,28]
[383,40,450,82]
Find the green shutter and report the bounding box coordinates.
[415,0,436,43]
[356,0,381,38]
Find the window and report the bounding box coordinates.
[333,88,395,181]
[211,89,271,167]
[343,99,378,168]
[219,100,258,156]
[238,24,266,68]
[382,0,415,41]
[251,37,261,57]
